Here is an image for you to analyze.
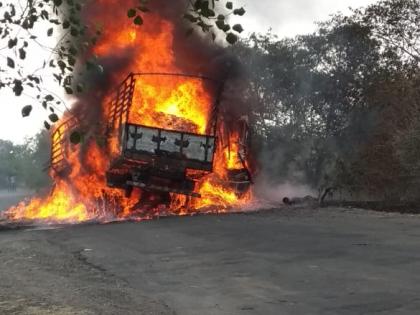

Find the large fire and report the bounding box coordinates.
[5,1,252,224]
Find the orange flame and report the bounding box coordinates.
[8,183,91,223]
[4,2,252,224]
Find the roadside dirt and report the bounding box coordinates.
[0,229,174,315]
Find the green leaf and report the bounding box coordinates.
[70,27,79,36]
[40,10,49,20]
[18,48,26,60]
[133,15,143,25]
[62,20,70,29]
[47,28,53,36]
[216,20,225,30]
[7,57,15,68]
[53,0,63,7]
[65,87,73,94]
[201,8,215,18]
[193,0,202,10]
[7,38,17,49]
[68,55,76,66]
[199,0,210,11]
[127,8,136,18]
[44,121,51,130]
[13,80,23,96]
[49,113,59,122]
[21,105,32,117]
[226,2,233,9]
[45,95,54,101]
[233,7,246,16]
[28,75,40,84]
[226,32,238,44]
[57,60,66,72]
[223,24,231,32]
[70,131,82,144]
[233,24,244,33]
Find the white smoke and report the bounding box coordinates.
[256,180,314,203]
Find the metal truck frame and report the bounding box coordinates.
[51,73,251,201]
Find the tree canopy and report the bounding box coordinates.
[0,131,51,189]
[233,0,420,199]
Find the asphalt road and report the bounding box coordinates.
[0,189,33,212]
[2,207,420,314]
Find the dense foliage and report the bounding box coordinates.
[234,0,420,200]
[0,132,51,190]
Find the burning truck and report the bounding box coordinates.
[51,73,252,209]
[6,0,254,223]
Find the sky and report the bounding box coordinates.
[232,0,378,37]
[0,0,378,144]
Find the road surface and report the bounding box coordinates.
[1,206,420,314]
[0,189,33,212]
